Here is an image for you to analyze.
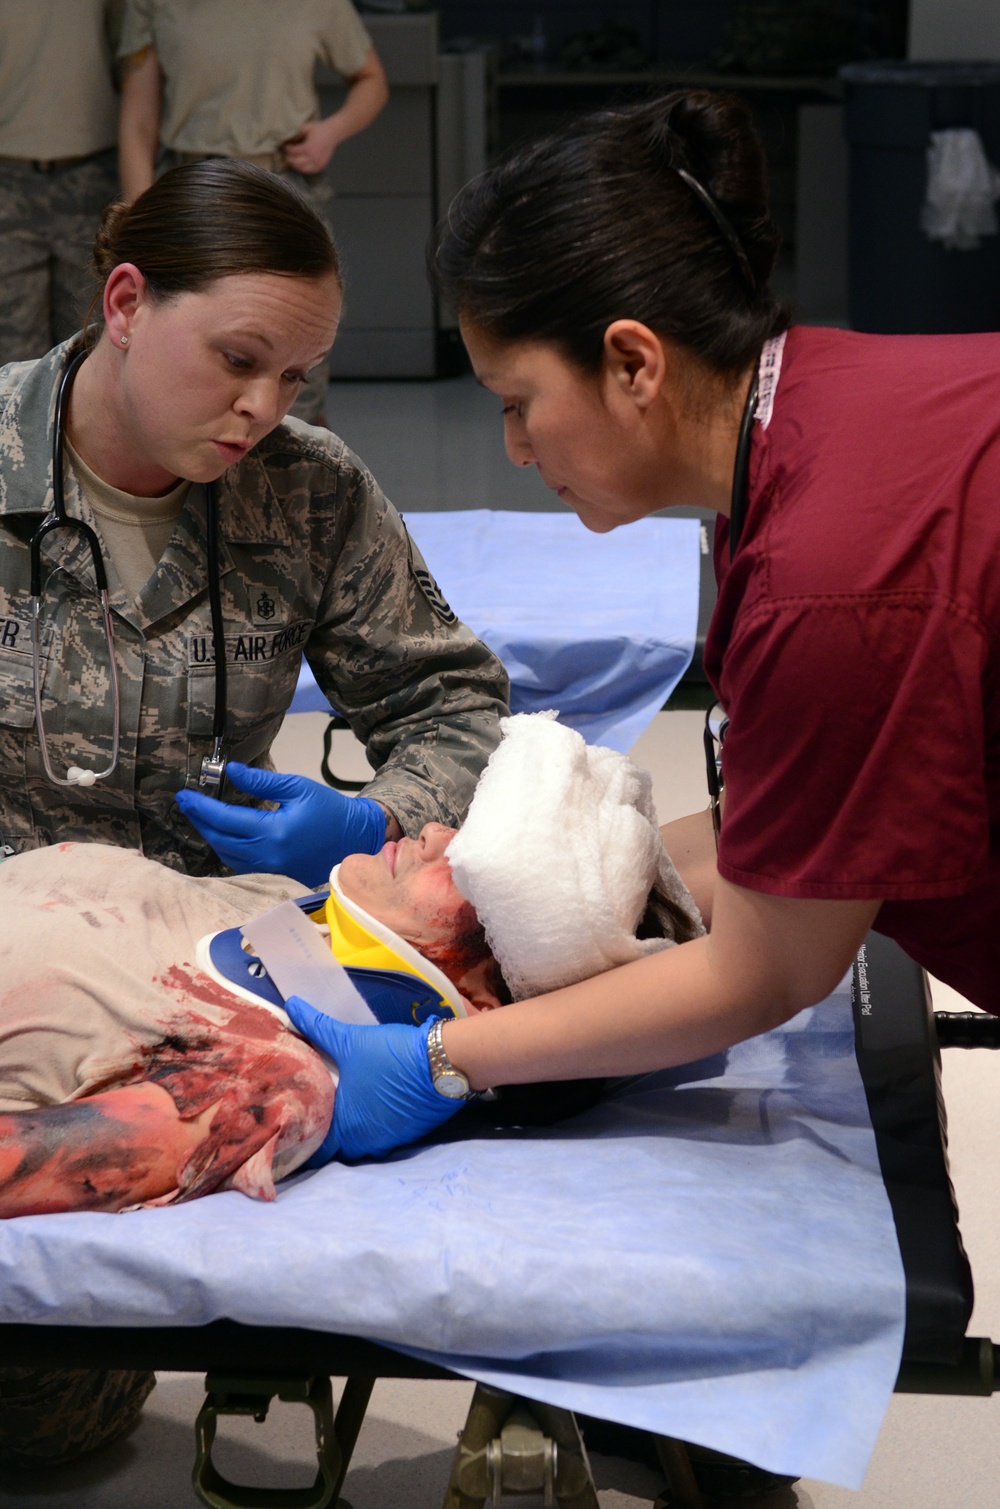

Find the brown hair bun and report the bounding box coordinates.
[85,159,340,337]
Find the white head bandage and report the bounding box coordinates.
[446,712,704,1001]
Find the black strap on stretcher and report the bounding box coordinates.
[320,716,367,792]
[851,930,974,1364]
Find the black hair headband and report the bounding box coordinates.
[675,166,757,295]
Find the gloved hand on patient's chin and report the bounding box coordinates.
[283,996,461,1164]
[174,762,386,888]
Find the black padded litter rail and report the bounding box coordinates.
[934,1011,1000,1049]
[0,1318,459,1378]
[851,931,974,1365]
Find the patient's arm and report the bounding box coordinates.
[0,1084,220,1218]
[0,1005,336,1218]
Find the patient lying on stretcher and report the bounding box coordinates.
[0,831,506,1218]
[0,716,702,1219]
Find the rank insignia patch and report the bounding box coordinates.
[413,568,457,625]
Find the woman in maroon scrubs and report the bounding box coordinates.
[287,87,1000,1162]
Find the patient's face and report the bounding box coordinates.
[338,823,474,959]
[339,824,506,1010]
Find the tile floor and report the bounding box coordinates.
[1,379,997,1507]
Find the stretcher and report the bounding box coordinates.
[292,511,707,753]
[1,930,994,1509]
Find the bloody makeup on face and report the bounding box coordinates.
[339,823,476,957]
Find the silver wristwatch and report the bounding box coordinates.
[427,1019,473,1100]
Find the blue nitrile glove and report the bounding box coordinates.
[284,995,461,1163]
[175,762,386,888]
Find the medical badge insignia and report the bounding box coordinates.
[255,591,277,621]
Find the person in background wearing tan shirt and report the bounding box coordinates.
[117,0,389,422]
[0,1,122,364]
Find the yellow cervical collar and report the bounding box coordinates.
[323,867,465,1017]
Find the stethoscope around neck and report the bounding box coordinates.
[30,347,229,792]
[702,358,760,846]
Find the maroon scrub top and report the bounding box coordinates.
[705,325,1000,1013]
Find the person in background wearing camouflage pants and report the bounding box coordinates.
[117,0,389,424]
[0,2,123,365]
[0,1370,156,1471]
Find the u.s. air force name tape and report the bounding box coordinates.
[188,620,309,666]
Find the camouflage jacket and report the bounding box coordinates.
[0,341,509,874]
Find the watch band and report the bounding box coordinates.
[427,1018,473,1100]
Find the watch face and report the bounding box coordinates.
[435,1071,469,1100]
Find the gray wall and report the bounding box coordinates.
[322,14,440,376]
[909,0,1000,59]
[431,1,737,66]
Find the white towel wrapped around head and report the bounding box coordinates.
[446,712,704,1001]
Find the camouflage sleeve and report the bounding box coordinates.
[302,450,509,835]
[0,1368,155,1467]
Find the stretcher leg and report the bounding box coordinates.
[193,1372,342,1509]
[328,1375,376,1503]
[443,1382,599,1507]
[652,1436,707,1508]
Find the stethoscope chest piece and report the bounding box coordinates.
[199,747,227,791]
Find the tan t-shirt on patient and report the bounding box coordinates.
[0,843,308,1112]
[0,0,122,158]
[118,0,373,157]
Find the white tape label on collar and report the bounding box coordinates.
[241,901,376,1026]
[755,330,787,431]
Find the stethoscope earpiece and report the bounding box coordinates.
[66,766,98,788]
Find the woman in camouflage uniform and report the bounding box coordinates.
[0,158,506,1468]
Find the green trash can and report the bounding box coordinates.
[840,61,1000,333]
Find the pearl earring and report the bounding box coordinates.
[120,334,129,346]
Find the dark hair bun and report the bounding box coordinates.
[657,91,764,194]
[432,88,789,376]
[623,90,780,292]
